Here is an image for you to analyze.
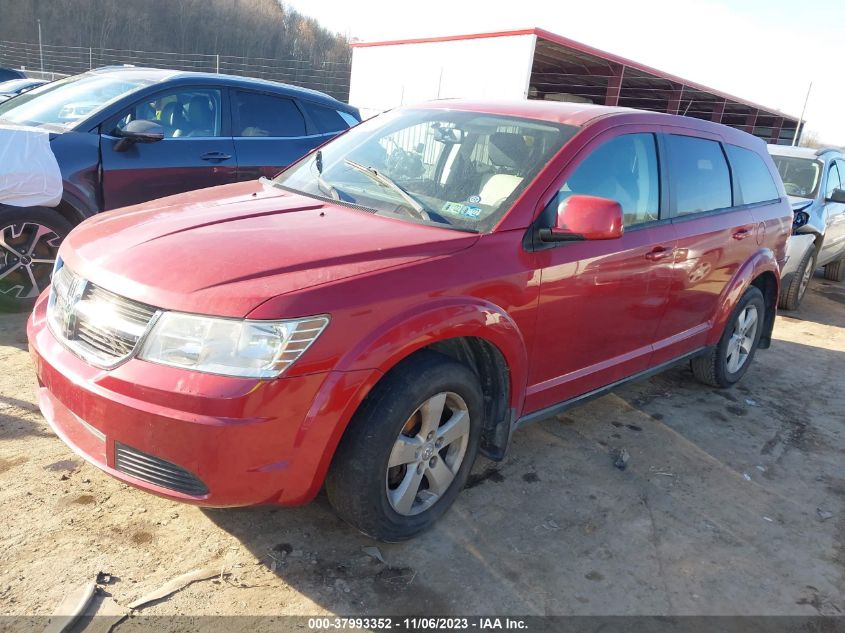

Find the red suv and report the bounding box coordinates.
[28,101,791,541]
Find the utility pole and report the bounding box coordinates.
[37,19,44,74]
[792,81,812,147]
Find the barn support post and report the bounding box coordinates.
[604,64,625,106]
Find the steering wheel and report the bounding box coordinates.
[783,182,804,196]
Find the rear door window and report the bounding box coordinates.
[233,91,306,137]
[725,144,779,204]
[302,101,353,133]
[665,135,732,215]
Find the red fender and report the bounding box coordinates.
[706,248,780,347]
[279,298,529,504]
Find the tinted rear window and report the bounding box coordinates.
[665,135,732,215]
[234,91,306,137]
[302,101,350,133]
[726,145,779,204]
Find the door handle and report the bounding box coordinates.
[201,152,232,162]
[645,246,674,261]
[732,228,752,240]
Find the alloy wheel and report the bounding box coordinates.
[386,391,470,516]
[725,305,758,373]
[0,222,60,299]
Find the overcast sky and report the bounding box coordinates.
[285,0,845,145]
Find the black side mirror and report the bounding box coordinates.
[114,119,165,152]
[828,188,845,204]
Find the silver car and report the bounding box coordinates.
[768,145,845,310]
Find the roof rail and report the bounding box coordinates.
[93,64,142,71]
[815,146,842,156]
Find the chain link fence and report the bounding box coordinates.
[0,39,351,101]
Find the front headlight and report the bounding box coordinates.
[138,312,329,378]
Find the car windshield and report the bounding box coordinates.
[274,108,578,232]
[771,155,822,199]
[0,73,154,129]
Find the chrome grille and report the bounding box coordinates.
[47,265,158,367]
[115,443,208,496]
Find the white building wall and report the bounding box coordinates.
[349,34,537,117]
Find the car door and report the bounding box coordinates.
[231,90,327,180]
[525,130,677,413]
[818,160,845,266]
[649,132,757,366]
[100,86,237,210]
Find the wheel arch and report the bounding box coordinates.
[707,250,780,350]
[337,298,528,457]
[55,198,87,226]
[285,299,528,504]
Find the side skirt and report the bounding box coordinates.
[514,347,710,430]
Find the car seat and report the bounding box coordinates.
[478,133,529,207]
[175,96,214,137]
[160,101,186,137]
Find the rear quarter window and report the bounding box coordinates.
[665,134,732,215]
[302,101,354,133]
[725,145,780,204]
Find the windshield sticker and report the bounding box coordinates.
[466,195,481,204]
[441,201,483,218]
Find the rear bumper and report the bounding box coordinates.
[27,292,375,507]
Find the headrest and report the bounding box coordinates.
[488,132,528,169]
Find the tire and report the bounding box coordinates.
[691,286,766,388]
[778,248,815,311]
[0,207,73,313]
[326,350,484,542]
[824,258,845,282]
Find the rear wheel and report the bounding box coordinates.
[824,258,845,282]
[326,351,483,542]
[778,248,815,311]
[691,286,765,388]
[0,207,72,312]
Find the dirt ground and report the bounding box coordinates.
[1,276,844,620]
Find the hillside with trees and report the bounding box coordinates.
[0,0,352,99]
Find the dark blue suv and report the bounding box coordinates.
[0,67,360,309]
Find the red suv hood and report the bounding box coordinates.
[62,181,478,317]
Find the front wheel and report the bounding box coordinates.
[326,350,483,541]
[691,286,765,388]
[778,248,815,311]
[0,207,72,312]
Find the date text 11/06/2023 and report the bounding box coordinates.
[306,617,529,630]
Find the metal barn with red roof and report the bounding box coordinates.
[350,28,800,144]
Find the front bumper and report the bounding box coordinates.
[780,233,816,283]
[27,292,374,507]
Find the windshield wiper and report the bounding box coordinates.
[343,159,431,219]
